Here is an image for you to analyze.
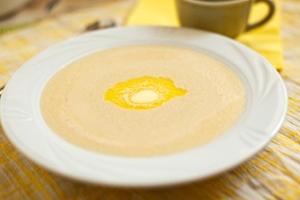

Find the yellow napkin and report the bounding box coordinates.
[127,0,283,71]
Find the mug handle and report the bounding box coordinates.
[246,0,275,31]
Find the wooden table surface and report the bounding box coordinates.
[0,0,299,199]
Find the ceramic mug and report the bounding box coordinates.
[176,0,275,38]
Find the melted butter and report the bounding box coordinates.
[104,76,187,110]
[131,90,159,103]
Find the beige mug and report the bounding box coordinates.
[176,0,275,38]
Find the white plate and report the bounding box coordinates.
[0,27,287,187]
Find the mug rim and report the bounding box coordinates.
[181,0,251,6]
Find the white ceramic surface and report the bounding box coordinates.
[0,27,287,187]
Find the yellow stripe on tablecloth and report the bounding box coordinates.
[127,0,284,71]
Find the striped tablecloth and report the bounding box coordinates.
[0,0,299,199]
